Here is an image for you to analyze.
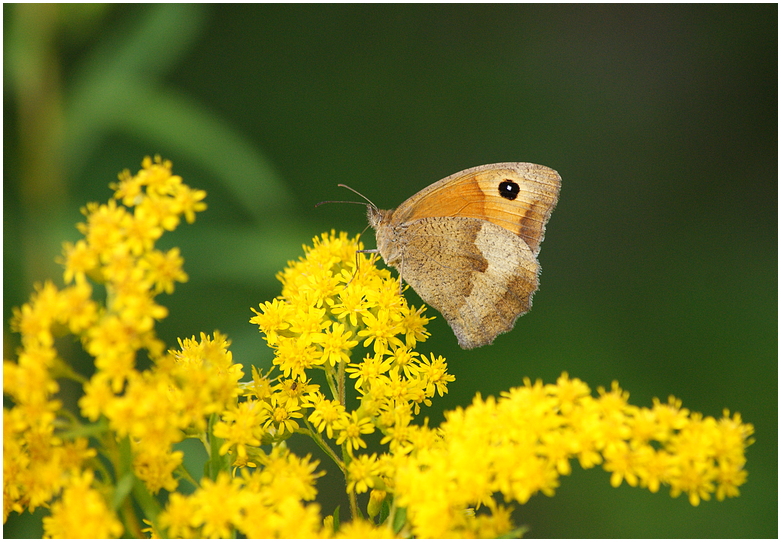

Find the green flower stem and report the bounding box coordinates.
[300,420,344,473]
[340,440,361,521]
[324,365,339,404]
[205,413,230,480]
[174,461,200,490]
[115,436,146,538]
[338,356,346,407]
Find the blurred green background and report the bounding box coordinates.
[4,4,776,538]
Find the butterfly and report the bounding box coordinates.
[337,162,560,349]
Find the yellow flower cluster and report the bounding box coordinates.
[41,470,123,538]
[393,374,755,538]
[156,448,327,538]
[248,231,454,518]
[245,231,751,537]
[3,157,754,538]
[3,157,220,534]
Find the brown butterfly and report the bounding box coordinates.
[338,163,561,349]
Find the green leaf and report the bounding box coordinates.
[377,493,393,524]
[332,504,341,534]
[392,505,407,534]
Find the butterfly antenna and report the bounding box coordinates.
[337,184,378,208]
[315,184,378,210]
[314,199,369,208]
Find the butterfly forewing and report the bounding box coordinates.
[390,163,561,256]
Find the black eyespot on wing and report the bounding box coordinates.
[498,179,520,200]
